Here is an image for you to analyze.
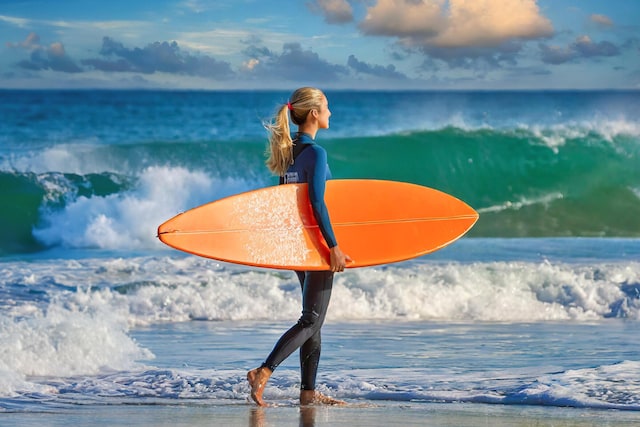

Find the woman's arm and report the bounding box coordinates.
[307,145,337,248]
[307,146,349,271]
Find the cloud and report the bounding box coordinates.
[590,14,613,28]
[419,41,521,69]
[361,0,553,47]
[6,31,40,49]
[538,44,574,65]
[0,14,31,27]
[434,0,553,48]
[7,32,82,73]
[572,35,619,58]
[8,33,235,80]
[242,42,349,82]
[82,37,234,78]
[622,37,640,52]
[6,32,353,86]
[359,0,553,67]
[540,35,620,64]
[308,0,354,24]
[360,0,443,38]
[347,54,407,79]
[178,0,208,14]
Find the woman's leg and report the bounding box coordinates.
[300,330,321,390]
[248,271,334,406]
[299,271,322,391]
[263,271,334,372]
[297,272,346,405]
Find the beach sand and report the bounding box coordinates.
[3,402,638,427]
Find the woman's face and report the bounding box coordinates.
[316,96,331,129]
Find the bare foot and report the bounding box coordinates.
[300,390,346,406]
[247,367,272,406]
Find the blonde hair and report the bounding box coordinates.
[265,87,326,176]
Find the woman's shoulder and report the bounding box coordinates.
[307,143,326,155]
[304,144,327,165]
[296,142,325,158]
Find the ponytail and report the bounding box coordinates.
[265,105,293,176]
[265,87,325,176]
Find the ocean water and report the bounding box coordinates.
[1,90,640,421]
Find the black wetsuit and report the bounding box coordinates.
[262,133,337,391]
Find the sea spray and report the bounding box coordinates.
[32,166,255,250]
[0,296,153,396]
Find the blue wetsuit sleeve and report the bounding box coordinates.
[307,146,338,248]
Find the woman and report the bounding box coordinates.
[247,87,349,406]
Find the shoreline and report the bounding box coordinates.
[3,401,639,427]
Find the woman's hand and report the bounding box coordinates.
[329,245,351,272]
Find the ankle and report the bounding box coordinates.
[258,366,272,378]
[300,389,315,405]
[249,366,272,382]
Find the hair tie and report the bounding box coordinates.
[286,101,293,111]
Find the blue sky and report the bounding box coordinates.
[1,0,638,89]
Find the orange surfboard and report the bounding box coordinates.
[157,180,478,270]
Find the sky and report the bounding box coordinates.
[0,0,639,90]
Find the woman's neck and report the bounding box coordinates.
[297,122,318,139]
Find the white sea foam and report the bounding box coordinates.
[2,241,639,399]
[4,326,637,410]
[3,254,639,328]
[1,252,640,408]
[517,117,640,151]
[33,166,255,250]
[329,261,640,321]
[477,192,564,214]
[1,143,113,175]
[0,299,153,396]
[503,361,640,410]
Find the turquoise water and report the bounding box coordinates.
[1,90,639,417]
[1,90,639,255]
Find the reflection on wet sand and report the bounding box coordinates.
[249,406,316,427]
